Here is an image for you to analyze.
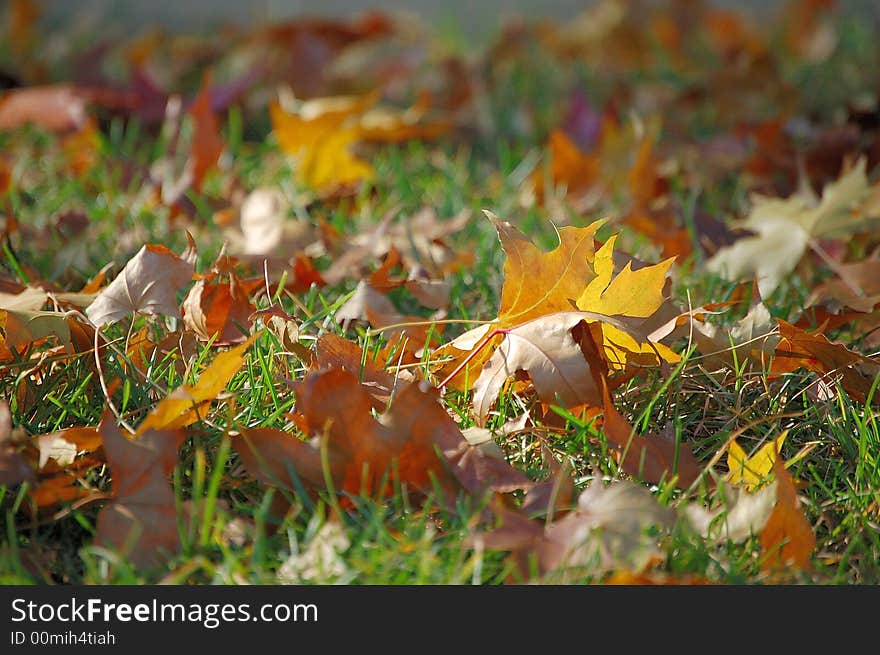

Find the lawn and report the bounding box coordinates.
[2,0,880,585]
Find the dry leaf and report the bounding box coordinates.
[136,334,257,435]
[727,432,788,491]
[707,159,878,295]
[759,457,815,571]
[0,85,88,132]
[95,412,185,569]
[0,399,35,486]
[85,244,195,327]
[471,312,601,425]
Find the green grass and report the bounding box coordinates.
[3,7,880,585]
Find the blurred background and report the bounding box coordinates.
[31,0,880,36]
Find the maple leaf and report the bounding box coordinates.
[336,280,441,352]
[707,159,880,296]
[435,214,677,423]
[136,334,257,435]
[235,367,528,502]
[475,479,675,581]
[0,85,88,133]
[85,244,195,327]
[771,319,880,403]
[311,333,411,410]
[727,432,788,491]
[0,308,75,361]
[188,72,224,193]
[471,312,602,425]
[0,399,35,487]
[683,481,778,544]
[182,261,261,346]
[269,94,376,192]
[95,412,185,569]
[575,233,677,369]
[759,456,815,572]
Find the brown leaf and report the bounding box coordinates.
[182,274,258,345]
[240,367,525,503]
[85,244,195,327]
[759,457,815,571]
[313,333,406,409]
[95,412,185,569]
[33,426,102,469]
[336,280,440,352]
[0,399,35,487]
[233,427,327,491]
[771,319,879,403]
[188,72,224,193]
[0,85,88,132]
[476,479,675,581]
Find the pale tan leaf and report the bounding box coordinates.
[85,244,195,327]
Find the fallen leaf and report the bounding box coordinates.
[759,457,815,571]
[771,319,879,403]
[683,481,778,544]
[188,72,224,192]
[85,244,195,327]
[476,479,675,581]
[0,399,35,486]
[0,85,88,132]
[95,412,185,569]
[471,312,601,425]
[136,333,257,435]
[269,94,376,192]
[336,280,440,352]
[727,431,788,491]
[0,308,75,360]
[239,367,527,502]
[33,426,102,469]
[182,273,259,345]
[707,159,878,295]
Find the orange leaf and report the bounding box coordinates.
[188,73,224,192]
[759,457,815,572]
[136,334,257,435]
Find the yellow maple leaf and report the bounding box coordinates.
[727,431,788,491]
[269,96,375,192]
[136,334,258,435]
[577,234,678,369]
[434,213,677,390]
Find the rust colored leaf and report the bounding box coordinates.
[240,367,526,502]
[759,457,815,571]
[85,244,195,327]
[313,333,407,409]
[534,129,599,201]
[95,412,185,569]
[188,72,224,192]
[771,319,879,403]
[337,280,440,352]
[234,427,327,491]
[33,426,102,469]
[471,312,602,425]
[136,334,257,435]
[182,274,258,345]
